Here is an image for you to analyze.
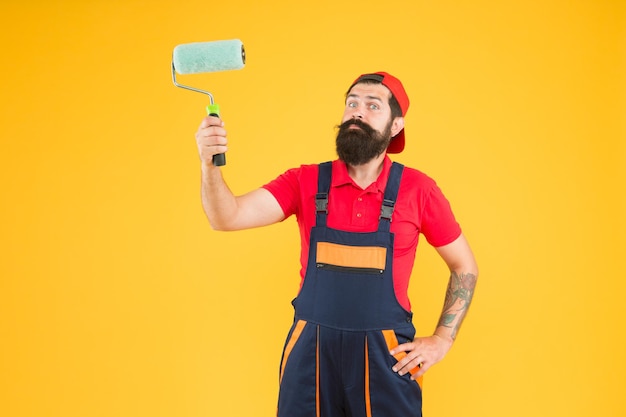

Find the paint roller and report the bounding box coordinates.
[172,39,246,166]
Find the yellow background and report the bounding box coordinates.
[1,0,624,416]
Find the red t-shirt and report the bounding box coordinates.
[262,156,461,311]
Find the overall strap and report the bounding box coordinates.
[315,161,333,227]
[378,162,405,233]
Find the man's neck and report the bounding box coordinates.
[346,153,386,189]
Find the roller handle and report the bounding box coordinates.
[207,103,226,166]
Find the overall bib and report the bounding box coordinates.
[277,162,423,417]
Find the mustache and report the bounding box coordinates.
[337,118,376,135]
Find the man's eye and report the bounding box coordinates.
[369,103,380,110]
[347,102,357,108]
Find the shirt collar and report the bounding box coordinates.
[331,156,392,193]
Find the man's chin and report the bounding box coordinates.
[337,150,386,166]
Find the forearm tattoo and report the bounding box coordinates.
[437,271,477,340]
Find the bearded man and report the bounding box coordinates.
[194,72,478,417]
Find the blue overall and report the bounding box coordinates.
[277,162,423,417]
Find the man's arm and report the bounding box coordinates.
[390,233,478,379]
[433,233,479,342]
[196,115,285,231]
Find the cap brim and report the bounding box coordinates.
[387,129,405,153]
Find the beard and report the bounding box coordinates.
[335,118,393,166]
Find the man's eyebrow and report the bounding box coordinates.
[347,93,384,102]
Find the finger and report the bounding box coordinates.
[197,132,227,145]
[392,349,418,372]
[200,113,224,128]
[197,124,227,138]
[411,360,432,379]
[198,135,228,149]
[196,130,228,156]
[198,132,227,146]
[196,132,227,154]
[200,115,224,128]
[395,355,424,376]
[198,144,228,162]
[389,341,412,356]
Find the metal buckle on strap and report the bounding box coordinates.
[379,199,395,221]
[316,193,328,213]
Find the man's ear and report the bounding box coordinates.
[391,117,405,137]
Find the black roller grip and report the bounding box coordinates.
[212,153,226,166]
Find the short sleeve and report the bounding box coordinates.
[420,183,462,247]
[261,167,303,218]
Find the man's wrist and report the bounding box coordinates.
[433,328,455,349]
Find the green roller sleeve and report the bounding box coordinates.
[173,40,245,74]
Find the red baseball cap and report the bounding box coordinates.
[350,72,410,153]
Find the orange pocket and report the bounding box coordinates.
[316,242,386,271]
[381,329,423,388]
